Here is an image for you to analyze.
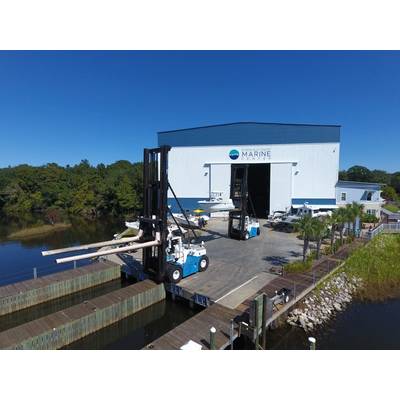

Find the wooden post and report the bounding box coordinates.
[33,267,37,279]
[210,327,216,350]
[261,294,268,350]
[73,260,77,269]
[254,298,259,350]
[230,319,234,350]
[308,337,316,350]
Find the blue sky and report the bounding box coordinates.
[0,51,399,171]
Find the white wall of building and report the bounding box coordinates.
[270,163,293,212]
[168,142,340,213]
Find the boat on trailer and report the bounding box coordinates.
[197,191,235,212]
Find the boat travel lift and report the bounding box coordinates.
[42,146,209,285]
[228,164,260,240]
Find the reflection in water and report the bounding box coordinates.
[0,217,125,285]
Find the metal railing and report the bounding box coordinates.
[366,223,400,240]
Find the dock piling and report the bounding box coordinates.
[230,319,234,350]
[33,267,37,279]
[261,294,268,350]
[308,337,316,350]
[210,326,216,350]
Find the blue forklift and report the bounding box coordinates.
[140,146,209,284]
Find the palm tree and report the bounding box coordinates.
[294,214,315,262]
[336,207,348,245]
[326,210,339,253]
[311,217,328,259]
[351,201,364,236]
[344,204,355,236]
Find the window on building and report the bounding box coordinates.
[367,209,376,215]
[366,192,373,201]
[341,192,347,202]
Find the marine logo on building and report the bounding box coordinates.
[229,149,240,160]
[229,148,271,161]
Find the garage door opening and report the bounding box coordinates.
[248,163,270,218]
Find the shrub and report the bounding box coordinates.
[361,213,379,224]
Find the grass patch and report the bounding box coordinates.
[285,253,315,273]
[383,203,400,213]
[344,234,400,301]
[8,223,72,239]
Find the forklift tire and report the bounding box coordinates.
[244,232,250,240]
[198,255,209,272]
[257,228,260,236]
[168,266,183,284]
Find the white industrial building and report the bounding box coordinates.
[158,122,341,217]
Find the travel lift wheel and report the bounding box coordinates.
[198,255,209,272]
[168,266,183,284]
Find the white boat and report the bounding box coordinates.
[172,213,210,228]
[197,191,235,212]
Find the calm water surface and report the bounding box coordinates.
[267,298,400,350]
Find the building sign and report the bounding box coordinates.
[229,148,271,161]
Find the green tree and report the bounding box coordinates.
[311,218,328,259]
[326,210,340,253]
[336,207,348,244]
[294,214,315,262]
[350,201,364,236]
[382,186,398,201]
[390,172,400,194]
[347,165,374,182]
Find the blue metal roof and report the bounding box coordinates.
[158,122,340,147]
[336,180,383,190]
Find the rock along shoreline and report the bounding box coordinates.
[287,271,363,332]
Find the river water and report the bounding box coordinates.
[1,218,399,350]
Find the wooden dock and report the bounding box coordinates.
[0,280,165,350]
[0,260,121,316]
[145,303,239,350]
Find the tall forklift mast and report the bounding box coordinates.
[140,145,170,282]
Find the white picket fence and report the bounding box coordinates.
[366,223,400,240]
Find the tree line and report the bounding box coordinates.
[339,165,400,201]
[0,160,143,222]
